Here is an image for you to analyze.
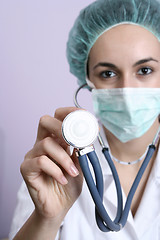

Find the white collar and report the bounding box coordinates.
[95,125,160,182]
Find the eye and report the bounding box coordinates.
[100,70,116,78]
[137,67,153,75]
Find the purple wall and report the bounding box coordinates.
[0,0,93,238]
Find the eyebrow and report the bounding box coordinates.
[93,62,117,70]
[93,57,159,70]
[133,57,159,67]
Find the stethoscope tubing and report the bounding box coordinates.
[78,144,156,232]
[88,150,123,231]
[78,150,122,231]
[95,148,123,231]
[119,144,155,226]
[74,84,158,231]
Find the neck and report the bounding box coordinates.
[104,118,160,163]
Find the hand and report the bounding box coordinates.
[20,107,83,221]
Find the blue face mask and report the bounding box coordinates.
[92,88,160,143]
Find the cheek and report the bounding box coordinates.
[148,72,160,87]
[152,78,160,87]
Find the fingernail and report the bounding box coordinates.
[70,165,79,176]
[60,176,68,185]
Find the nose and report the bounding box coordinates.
[118,73,139,88]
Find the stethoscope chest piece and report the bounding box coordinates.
[62,110,99,149]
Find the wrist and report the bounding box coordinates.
[34,208,65,228]
[13,209,65,240]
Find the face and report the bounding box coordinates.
[88,24,160,89]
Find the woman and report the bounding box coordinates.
[10,0,160,239]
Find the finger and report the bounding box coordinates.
[36,107,81,143]
[30,137,79,177]
[54,107,80,122]
[71,149,83,175]
[36,115,65,142]
[21,155,68,185]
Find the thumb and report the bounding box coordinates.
[71,149,83,177]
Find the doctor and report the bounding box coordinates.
[10,0,160,239]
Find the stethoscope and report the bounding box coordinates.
[61,84,160,232]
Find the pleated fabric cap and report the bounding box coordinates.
[66,0,160,86]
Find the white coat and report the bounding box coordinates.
[9,128,160,240]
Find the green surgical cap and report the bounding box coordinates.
[66,0,160,86]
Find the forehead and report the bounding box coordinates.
[89,24,160,61]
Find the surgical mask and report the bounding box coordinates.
[92,88,160,143]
